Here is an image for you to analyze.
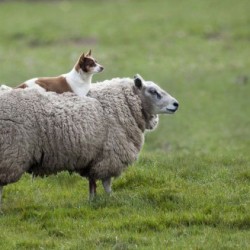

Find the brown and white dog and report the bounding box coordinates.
[15,50,104,97]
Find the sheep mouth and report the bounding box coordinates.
[166,108,177,113]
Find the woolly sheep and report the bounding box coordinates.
[0,74,179,206]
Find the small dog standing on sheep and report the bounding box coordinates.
[15,49,104,97]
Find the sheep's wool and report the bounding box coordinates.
[0,78,158,186]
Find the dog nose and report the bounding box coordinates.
[100,66,104,72]
[173,102,179,108]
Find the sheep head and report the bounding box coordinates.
[133,74,179,115]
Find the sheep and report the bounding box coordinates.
[0,74,179,206]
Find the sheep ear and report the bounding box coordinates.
[134,74,144,89]
[86,49,92,57]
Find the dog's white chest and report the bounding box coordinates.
[64,69,91,97]
[71,84,90,97]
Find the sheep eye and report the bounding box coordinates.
[155,92,161,99]
[149,88,161,99]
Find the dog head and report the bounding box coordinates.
[75,49,104,74]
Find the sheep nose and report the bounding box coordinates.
[173,102,179,108]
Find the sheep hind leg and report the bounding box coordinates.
[102,177,112,195]
[0,186,3,210]
[89,178,97,201]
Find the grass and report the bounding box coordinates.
[0,0,250,249]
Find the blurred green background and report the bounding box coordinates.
[0,1,249,249]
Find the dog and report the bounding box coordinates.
[15,50,104,97]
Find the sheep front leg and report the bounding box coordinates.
[89,178,97,200]
[102,177,112,194]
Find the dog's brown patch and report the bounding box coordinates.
[80,57,96,73]
[34,76,73,94]
[15,83,28,89]
[15,77,72,94]
[75,51,97,73]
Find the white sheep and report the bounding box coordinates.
[0,74,179,206]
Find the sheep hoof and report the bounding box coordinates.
[89,193,96,202]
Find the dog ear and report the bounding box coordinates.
[86,49,92,57]
[79,52,85,62]
[134,74,144,89]
[74,53,85,71]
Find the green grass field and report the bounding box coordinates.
[0,0,250,249]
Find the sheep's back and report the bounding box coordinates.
[0,89,106,179]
